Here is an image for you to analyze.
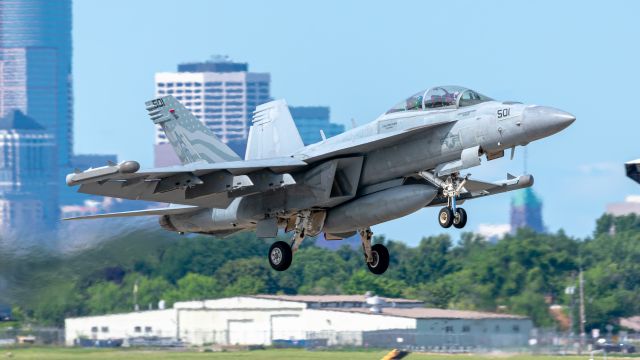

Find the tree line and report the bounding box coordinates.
[4,213,640,333]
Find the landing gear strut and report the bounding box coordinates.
[359,228,389,275]
[268,211,310,272]
[420,171,469,229]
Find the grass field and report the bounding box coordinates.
[0,348,635,360]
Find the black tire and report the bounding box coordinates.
[453,207,468,229]
[438,207,453,228]
[268,241,292,271]
[367,244,389,275]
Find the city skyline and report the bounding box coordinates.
[71,0,640,243]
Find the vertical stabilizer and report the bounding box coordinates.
[245,99,304,160]
[146,95,241,164]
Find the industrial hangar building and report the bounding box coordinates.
[65,294,532,349]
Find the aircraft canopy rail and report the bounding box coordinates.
[386,86,493,114]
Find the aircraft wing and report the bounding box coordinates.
[63,204,199,220]
[66,157,308,208]
[626,159,640,185]
[426,174,535,207]
[299,120,455,163]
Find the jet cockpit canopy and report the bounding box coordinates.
[386,86,492,114]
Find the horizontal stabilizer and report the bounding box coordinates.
[63,205,199,221]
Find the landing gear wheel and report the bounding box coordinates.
[453,207,467,229]
[268,241,292,271]
[438,207,454,228]
[367,244,389,275]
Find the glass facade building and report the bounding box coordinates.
[0,0,73,168]
[510,188,545,233]
[289,106,345,145]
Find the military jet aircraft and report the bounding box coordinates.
[65,86,575,274]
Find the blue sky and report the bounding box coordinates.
[73,0,640,245]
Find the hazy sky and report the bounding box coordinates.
[73,0,640,244]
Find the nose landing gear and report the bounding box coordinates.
[420,171,469,229]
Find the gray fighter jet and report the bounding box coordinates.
[66,86,574,274]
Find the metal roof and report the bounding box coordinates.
[252,294,424,304]
[323,307,528,320]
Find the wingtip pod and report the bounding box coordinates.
[119,160,140,174]
[66,160,140,186]
[519,174,534,188]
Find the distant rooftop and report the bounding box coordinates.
[325,307,528,320]
[252,294,423,305]
[289,106,330,120]
[178,56,248,73]
[0,110,44,130]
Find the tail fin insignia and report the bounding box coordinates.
[146,95,241,164]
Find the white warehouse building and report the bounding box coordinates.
[65,294,532,349]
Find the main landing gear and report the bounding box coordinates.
[267,213,390,275]
[359,228,389,275]
[268,211,309,272]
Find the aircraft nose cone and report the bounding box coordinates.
[524,106,575,140]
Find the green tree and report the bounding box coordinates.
[163,273,220,305]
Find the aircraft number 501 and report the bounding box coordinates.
[497,108,511,118]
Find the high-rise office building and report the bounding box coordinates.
[510,188,545,233]
[154,57,270,166]
[0,0,73,168]
[289,106,345,145]
[0,110,57,231]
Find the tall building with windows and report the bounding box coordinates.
[154,58,270,166]
[0,110,57,231]
[510,188,545,233]
[0,0,73,168]
[289,106,345,145]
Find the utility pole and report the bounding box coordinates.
[579,268,586,349]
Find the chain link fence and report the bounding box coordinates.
[0,326,64,346]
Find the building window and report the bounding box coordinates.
[205,82,222,86]
[512,325,520,332]
[225,81,242,86]
[194,82,202,86]
[101,327,109,333]
[462,325,470,333]
[226,89,243,93]
[495,325,500,332]
[145,326,152,333]
[134,326,141,333]
[91,327,98,333]
[445,326,454,333]
[158,83,165,87]
[205,88,222,93]
[176,82,183,87]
